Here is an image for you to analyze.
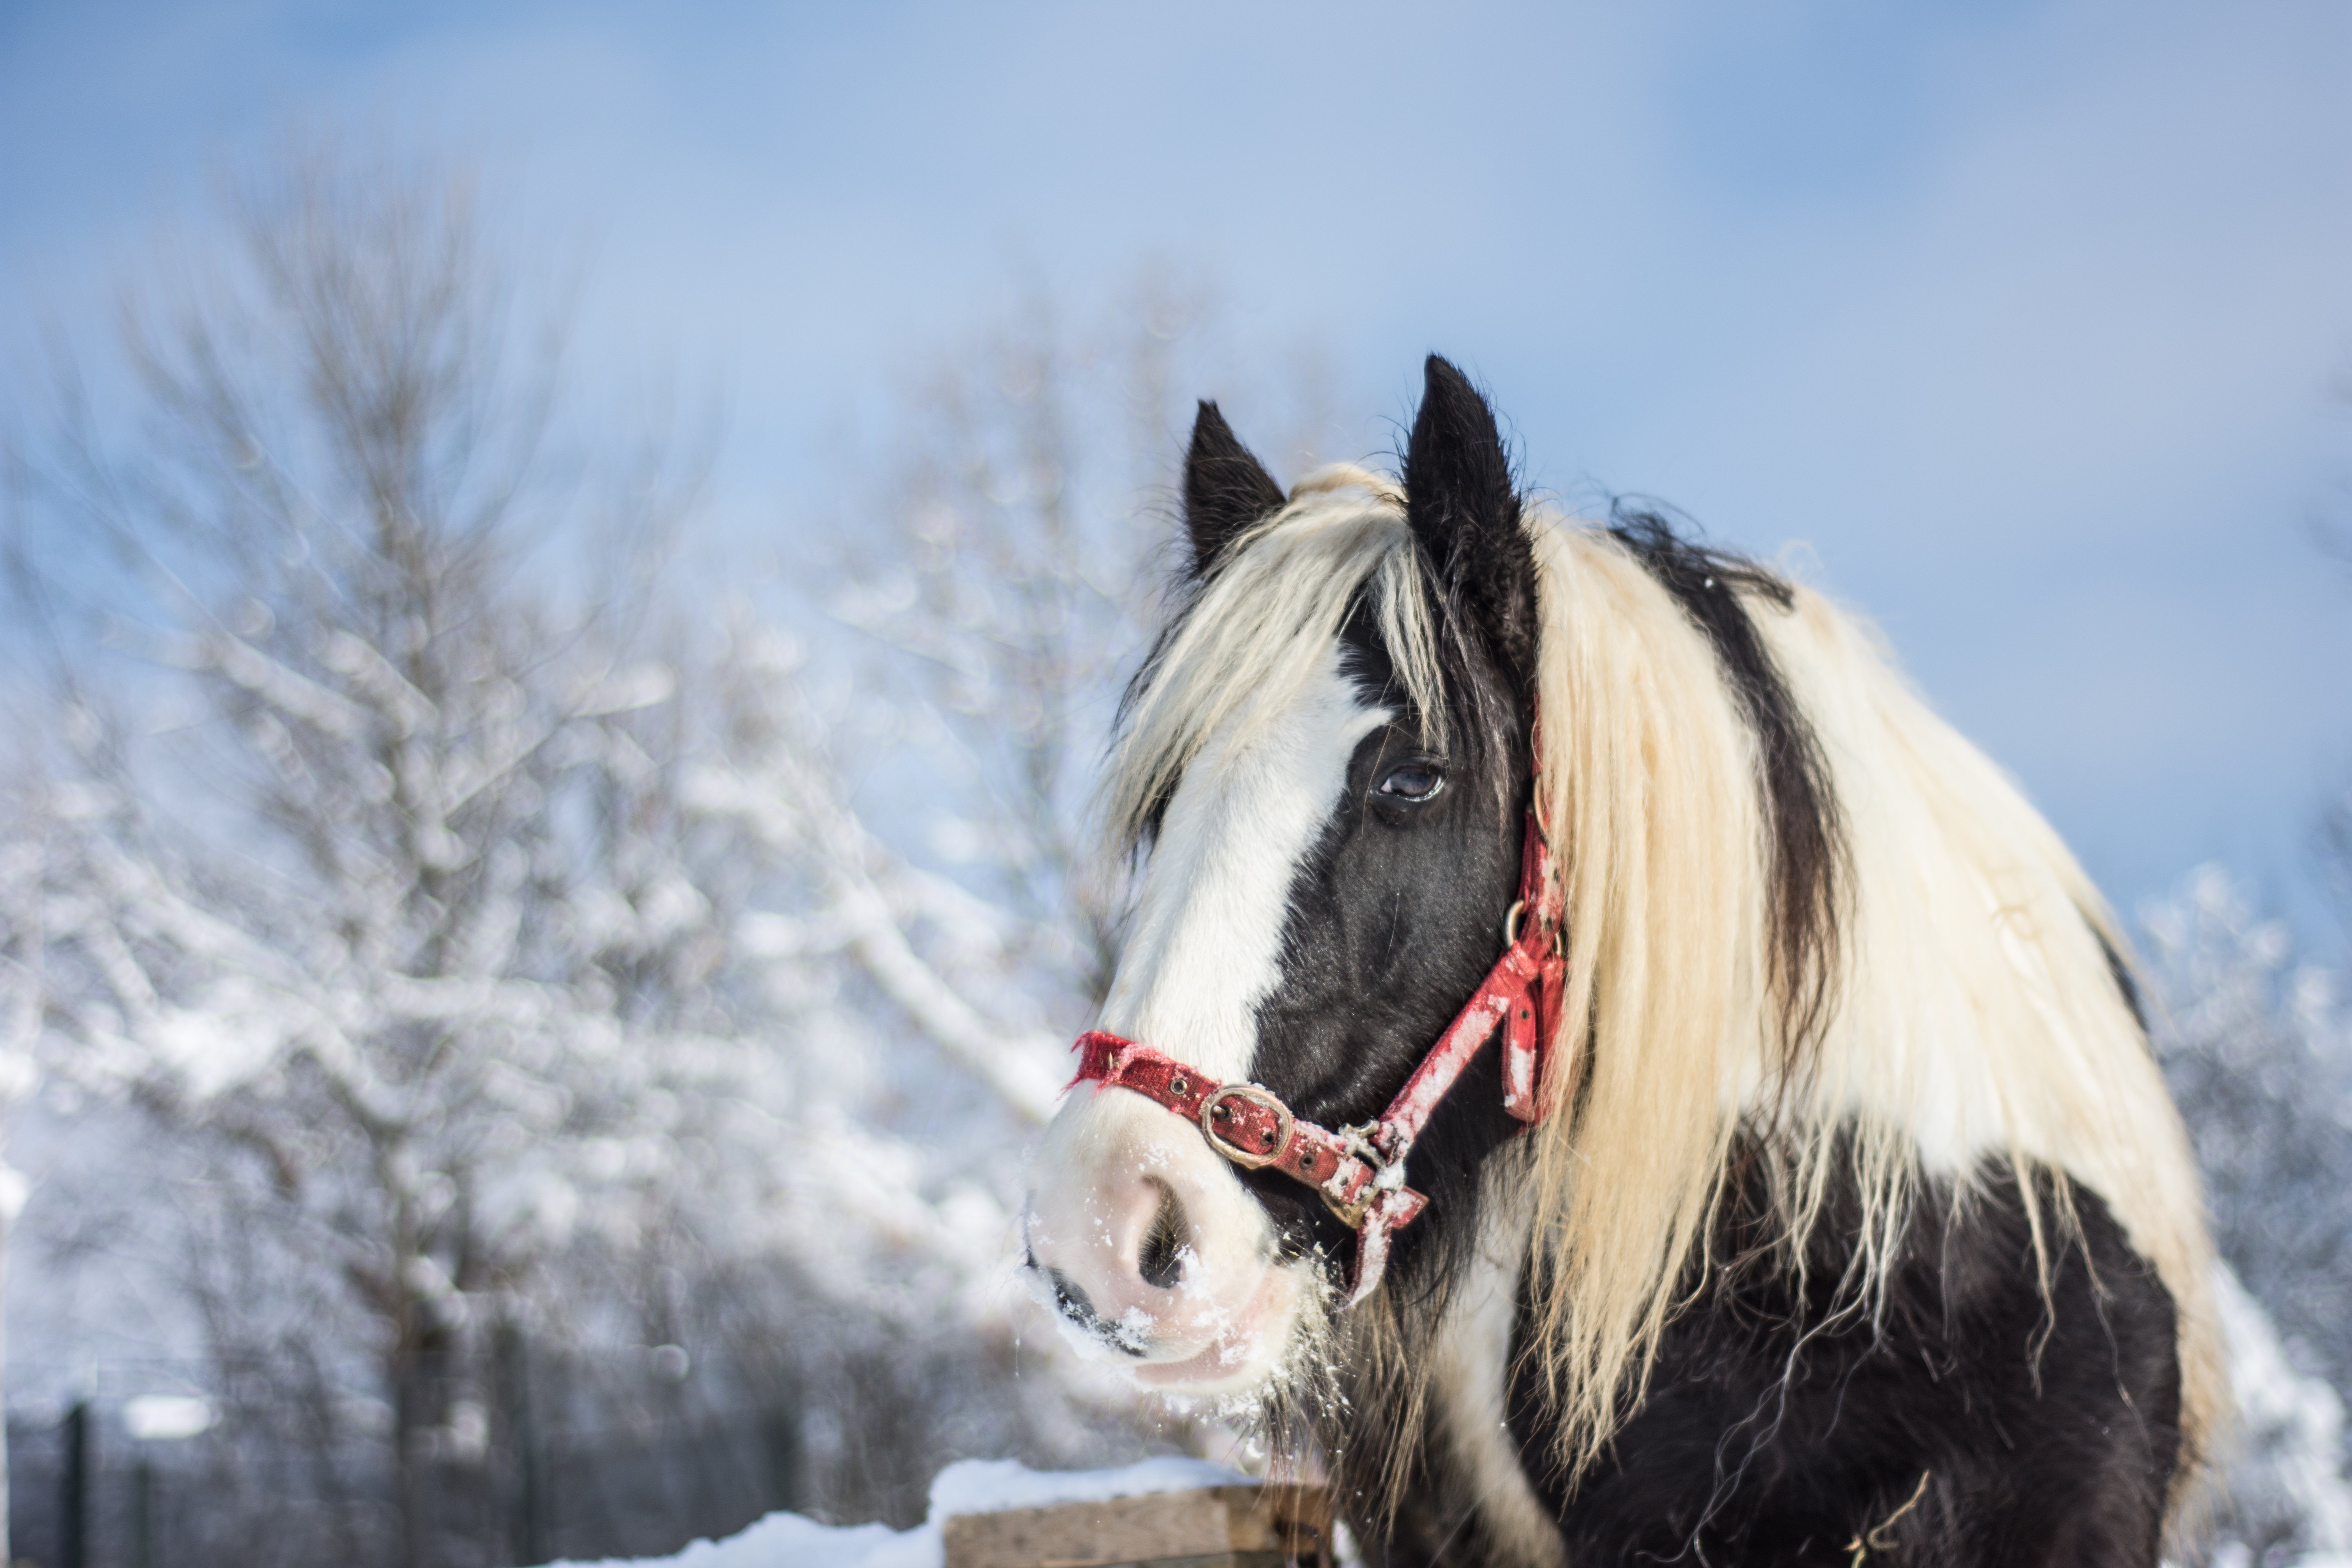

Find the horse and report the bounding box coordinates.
[1021,357,2222,1566]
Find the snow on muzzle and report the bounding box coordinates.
[1023,1081,1312,1394]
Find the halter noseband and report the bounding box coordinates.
[1069,768,1568,1306]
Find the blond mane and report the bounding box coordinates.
[1107,466,1443,852]
[1523,512,2220,1499]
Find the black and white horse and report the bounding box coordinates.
[1023,358,2221,1565]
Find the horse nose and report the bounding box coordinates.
[1028,1174,1192,1340]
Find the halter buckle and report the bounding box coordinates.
[1199,1084,1294,1170]
[1319,1121,1393,1229]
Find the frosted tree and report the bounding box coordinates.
[2149,868,2352,1393]
[3,151,804,1564]
[2146,866,2352,1560]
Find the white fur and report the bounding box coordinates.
[1106,468,1440,857]
[1097,644,1388,1075]
[1025,645,1386,1390]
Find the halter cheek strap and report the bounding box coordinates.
[1069,802,1568,1306]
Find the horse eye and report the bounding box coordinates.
[1376,764,1445,802]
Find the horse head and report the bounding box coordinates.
[1021,357,1541,1394]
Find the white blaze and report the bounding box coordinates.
[1100,649,1389,1069]
[1025,646,1387,1392]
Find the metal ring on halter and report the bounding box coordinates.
[1199,1084,1294,1170]
[1503,899,1528,946]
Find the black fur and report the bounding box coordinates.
[1535,1156,2177,1566]
[1240,603,1531,1298]
[1610,508,1847,1074]
[1405,357,1540,699]
[1230,361,1544,1295]
[1354,1154,2183,1568]
[1184,401,1288,575]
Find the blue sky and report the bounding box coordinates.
[5,0,2351,947]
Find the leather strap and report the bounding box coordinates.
[1069,803,1566,1305]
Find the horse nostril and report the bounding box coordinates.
[1047,1268,1147,1357]
[1138,1184,1187,1290]
[1048,1267,1093,1323]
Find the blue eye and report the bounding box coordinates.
[1376,764,1445,802]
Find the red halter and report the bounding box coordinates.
[1069,788,1568,1306]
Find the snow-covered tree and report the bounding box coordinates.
[7,149,799,1564]
[2146,866,2352,1561]
[2149,867,2352,1397]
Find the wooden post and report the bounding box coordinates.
[941,1484,1333,1568]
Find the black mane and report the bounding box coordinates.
[1609,505,1847,1076]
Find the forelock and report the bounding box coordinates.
[1107,465,1448,851]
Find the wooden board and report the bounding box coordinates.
[941,1483,1333,1568]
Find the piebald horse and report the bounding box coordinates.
[1023,358,2220,1566]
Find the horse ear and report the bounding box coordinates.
[1184,401,1286,575]
[1404,356,1537,688]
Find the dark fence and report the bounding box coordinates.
[7,1394,800,1568]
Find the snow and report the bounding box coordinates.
[543,1514,928,1568]
[535,1457,1257,1568]
[123,1393,217,1441]
[926,1457,1255,1518]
